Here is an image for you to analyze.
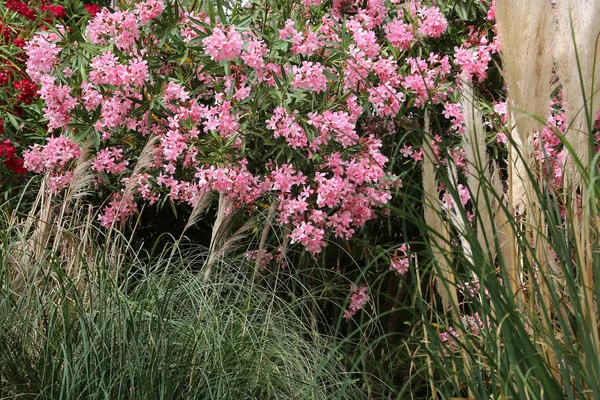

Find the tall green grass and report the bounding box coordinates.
[0,194,362,399]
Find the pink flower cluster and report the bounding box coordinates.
[343,283,370,320]
[402,54,451,107]
[98,192,137,228]
[267,107,308,149]
[384,18,414,50]
[417,6,447,38]
[24,31,62,83]
[23,135,81,193]
[273,134,392,253]
[203,26,243,62]
[390,243,411,275]
[291,61,327,93]
[87,8,141,52]
[453,44,494,83]
[533,95,567,186]
[91,147,129,175]
[308,110,359,149]
[38,76,77,131]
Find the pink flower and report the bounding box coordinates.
[279,19,297,40]
[291,31,322,56]
[266,107,308,149]
[347,20,380,59]
[23,135,81,173]
[269,164,307,193]
[91,147,129,174]
[411,148,424,162]
[203,26,243,62]
[443,102,465,134]
[418,6,447,38]
[87,9,140,52]
[487,0,496,21]
[24,32,62,83]
[327,211,354,239]
[439,326,459,349]
[291,61,327,93]
[308,110,358,149]
[48,172,74,193]
[290,221,326,254]
[127,58,149,87]
[203,101,240,140]
[134,0,165,25]
[368,84,404,117]
[454,45,493,83]
[343,283,370,320]
[384,18,414,50]
[315,173,354,208]
[164,81,190,103]
[241,35,268,69]
[457,184,471,206]
[400,144,413,158]
[98,192,137,228]
[390,243,411,275]
[37,76,77,131]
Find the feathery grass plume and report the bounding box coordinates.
[496,0,555,334]
[496,1,553,292]
[495,0,553,152]
[50,139,95,257]
[422,112,458,319]
[446,162,473,264]
[205,192,231,262]
[509,128,527,214]
[461,81,497,260]
[555,0,600,179]
[120,135,158,208]
[211,218,255,263]
[17,179,54,272]
[253,201,278,278]
[203,193,256,280]
[64,138,94,204]
[555,0,600,361]
[462,85,524,299]
[6,196,101,310]
[496,0,553,279]
[181,191,212,235]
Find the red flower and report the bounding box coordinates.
[0,139,16,159]
[84,4,100,17]
[41,5,67,19]
[0,139,26,174]
[0,24,11,42]
[6,0,35,20]
[12,37,26,48]
[4,155,26,174]
[13,78,38,104]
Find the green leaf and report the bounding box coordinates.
[6,113,20,131]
